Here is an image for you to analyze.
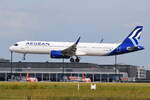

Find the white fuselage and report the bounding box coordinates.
[9,41,119,56]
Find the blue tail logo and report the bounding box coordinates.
[123,26,143,47]
[109,26,144,56]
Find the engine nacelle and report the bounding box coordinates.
[50,50,70,58]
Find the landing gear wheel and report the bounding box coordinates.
[70,58,74,63]
[75,57,80,63]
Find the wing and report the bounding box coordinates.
[61,37,81,57]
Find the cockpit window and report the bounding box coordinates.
[14,44,18,46]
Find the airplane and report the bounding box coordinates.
[9,26,144,63]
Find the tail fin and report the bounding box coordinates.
[121,26,143,47]
[109,26,144,56]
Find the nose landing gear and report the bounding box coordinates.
[22,53,26,60]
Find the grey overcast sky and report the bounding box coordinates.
[0,0,149,69]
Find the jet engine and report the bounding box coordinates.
[50,50,70,58]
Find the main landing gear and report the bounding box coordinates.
[70,56,80,63]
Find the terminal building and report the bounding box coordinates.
[0,58,147,82]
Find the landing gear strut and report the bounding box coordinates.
[70,56,80,63]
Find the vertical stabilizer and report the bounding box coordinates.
[121,26,143,47]
[109,26,144,55]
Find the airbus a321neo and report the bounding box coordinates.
[9,26,144,62]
